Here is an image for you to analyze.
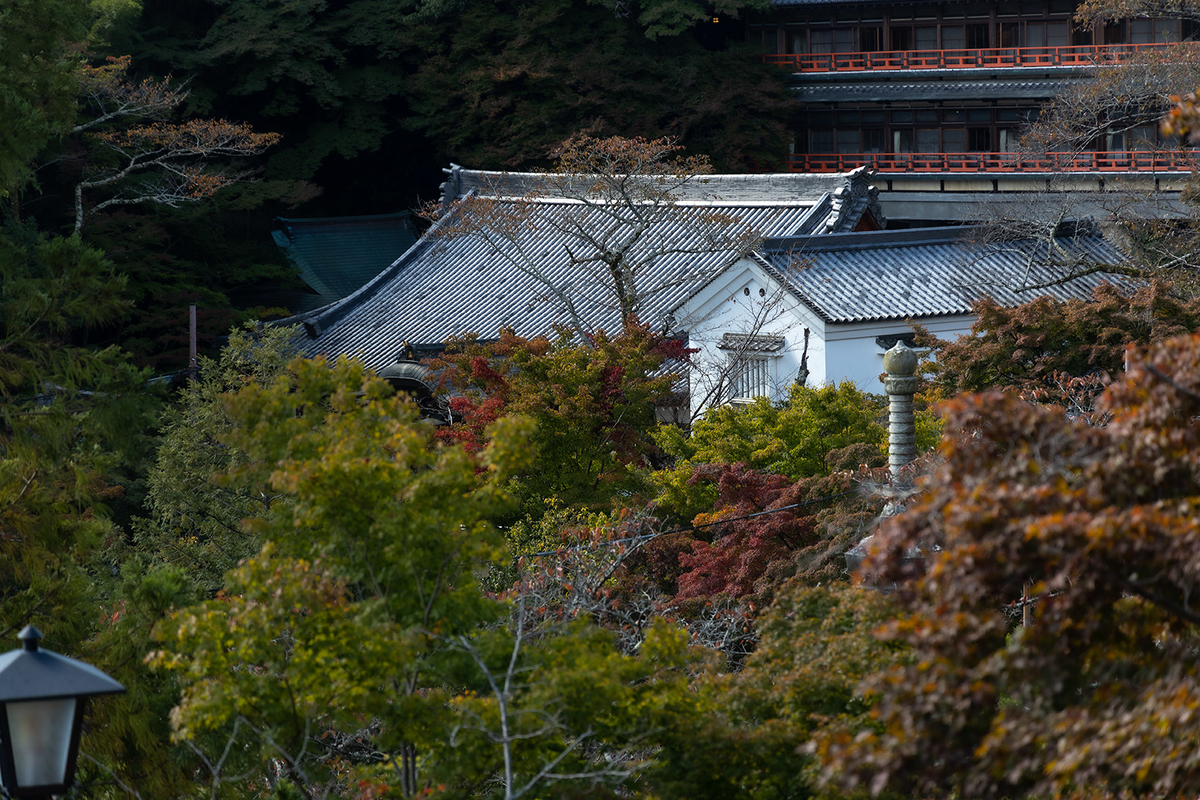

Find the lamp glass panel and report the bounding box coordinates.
[7,698,76,788]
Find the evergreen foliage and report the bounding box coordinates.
[130,0,793,207]
[81,206,299,369]
[0,0,87,194]
[0,229,193,795]
[134,323,298,594]
[401,0,792,170]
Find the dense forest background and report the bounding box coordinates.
[9,0,796,373]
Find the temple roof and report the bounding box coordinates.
[794,78,1085,103]
[286,168,883,370]
[750,224,1129,323]
[272,212,417,312]
[438,165,880,207]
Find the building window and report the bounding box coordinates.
[969,127,991,151]
[719,333,786,402]
[732,357,771,401]
[1129,126,1157,150]
[1130,18,1179,43]
[812,28,855,52]
[837,129,862,152]
[1027,21,1069,47]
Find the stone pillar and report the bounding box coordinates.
[883,342,919,479]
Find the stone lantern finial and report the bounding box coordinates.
[884,341,919,479]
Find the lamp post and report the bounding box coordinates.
[0,626,125,798]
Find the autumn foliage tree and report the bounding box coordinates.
[434,324,688,517]
[915,281,1200,403]
[665,462,886,607]
[71,56,280,233]
[816,331,1200,800]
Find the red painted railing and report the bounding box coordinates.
[765,42,1176,72]
[787,151,1198,173]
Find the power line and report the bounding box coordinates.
[521,488,860,558]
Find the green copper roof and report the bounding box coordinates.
[272,212,417,312]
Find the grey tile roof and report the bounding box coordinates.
[754,225,1129,323]
[772,0,894,5]
[287,168,887,369]
[440,165,873,205]
[794,78,1084,103]
[272,213,417,312]
[294,199,855,371]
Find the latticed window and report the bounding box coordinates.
[732,356,771,400]
[719,332,784,402]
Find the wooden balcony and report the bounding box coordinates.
[787,150,1198,173]
[766,42,1175,73]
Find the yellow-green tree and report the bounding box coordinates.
[151,356,709,799]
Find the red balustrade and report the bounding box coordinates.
[787,151,1199,174]
[765,41,1179,72]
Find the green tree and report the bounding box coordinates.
[131,0,422,193]
[0,233,158,616]
[152,355,713,798]
[151,356,527,795]
[0,0,87,194]
[402,0,793,170]
[134,323,298,595]
[81,204,301,370]
[644,582,907,800]
[654,381,891,502]
[130,0,793,207]
[435,325,685,519]
[0,228,195,795]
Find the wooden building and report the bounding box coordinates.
[745,1,1195,179]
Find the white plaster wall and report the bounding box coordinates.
[676,258,826,418]
[676,256,981,416]
[823,315,977,391]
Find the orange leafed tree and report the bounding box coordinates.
[815,331,1200,800]
[72,57,280,233]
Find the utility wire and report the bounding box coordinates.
[522,488,860,558]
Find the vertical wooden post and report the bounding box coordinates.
[1022,582,1031,628]
[189,303,198,377]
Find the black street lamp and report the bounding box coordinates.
[0,626,125,798]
